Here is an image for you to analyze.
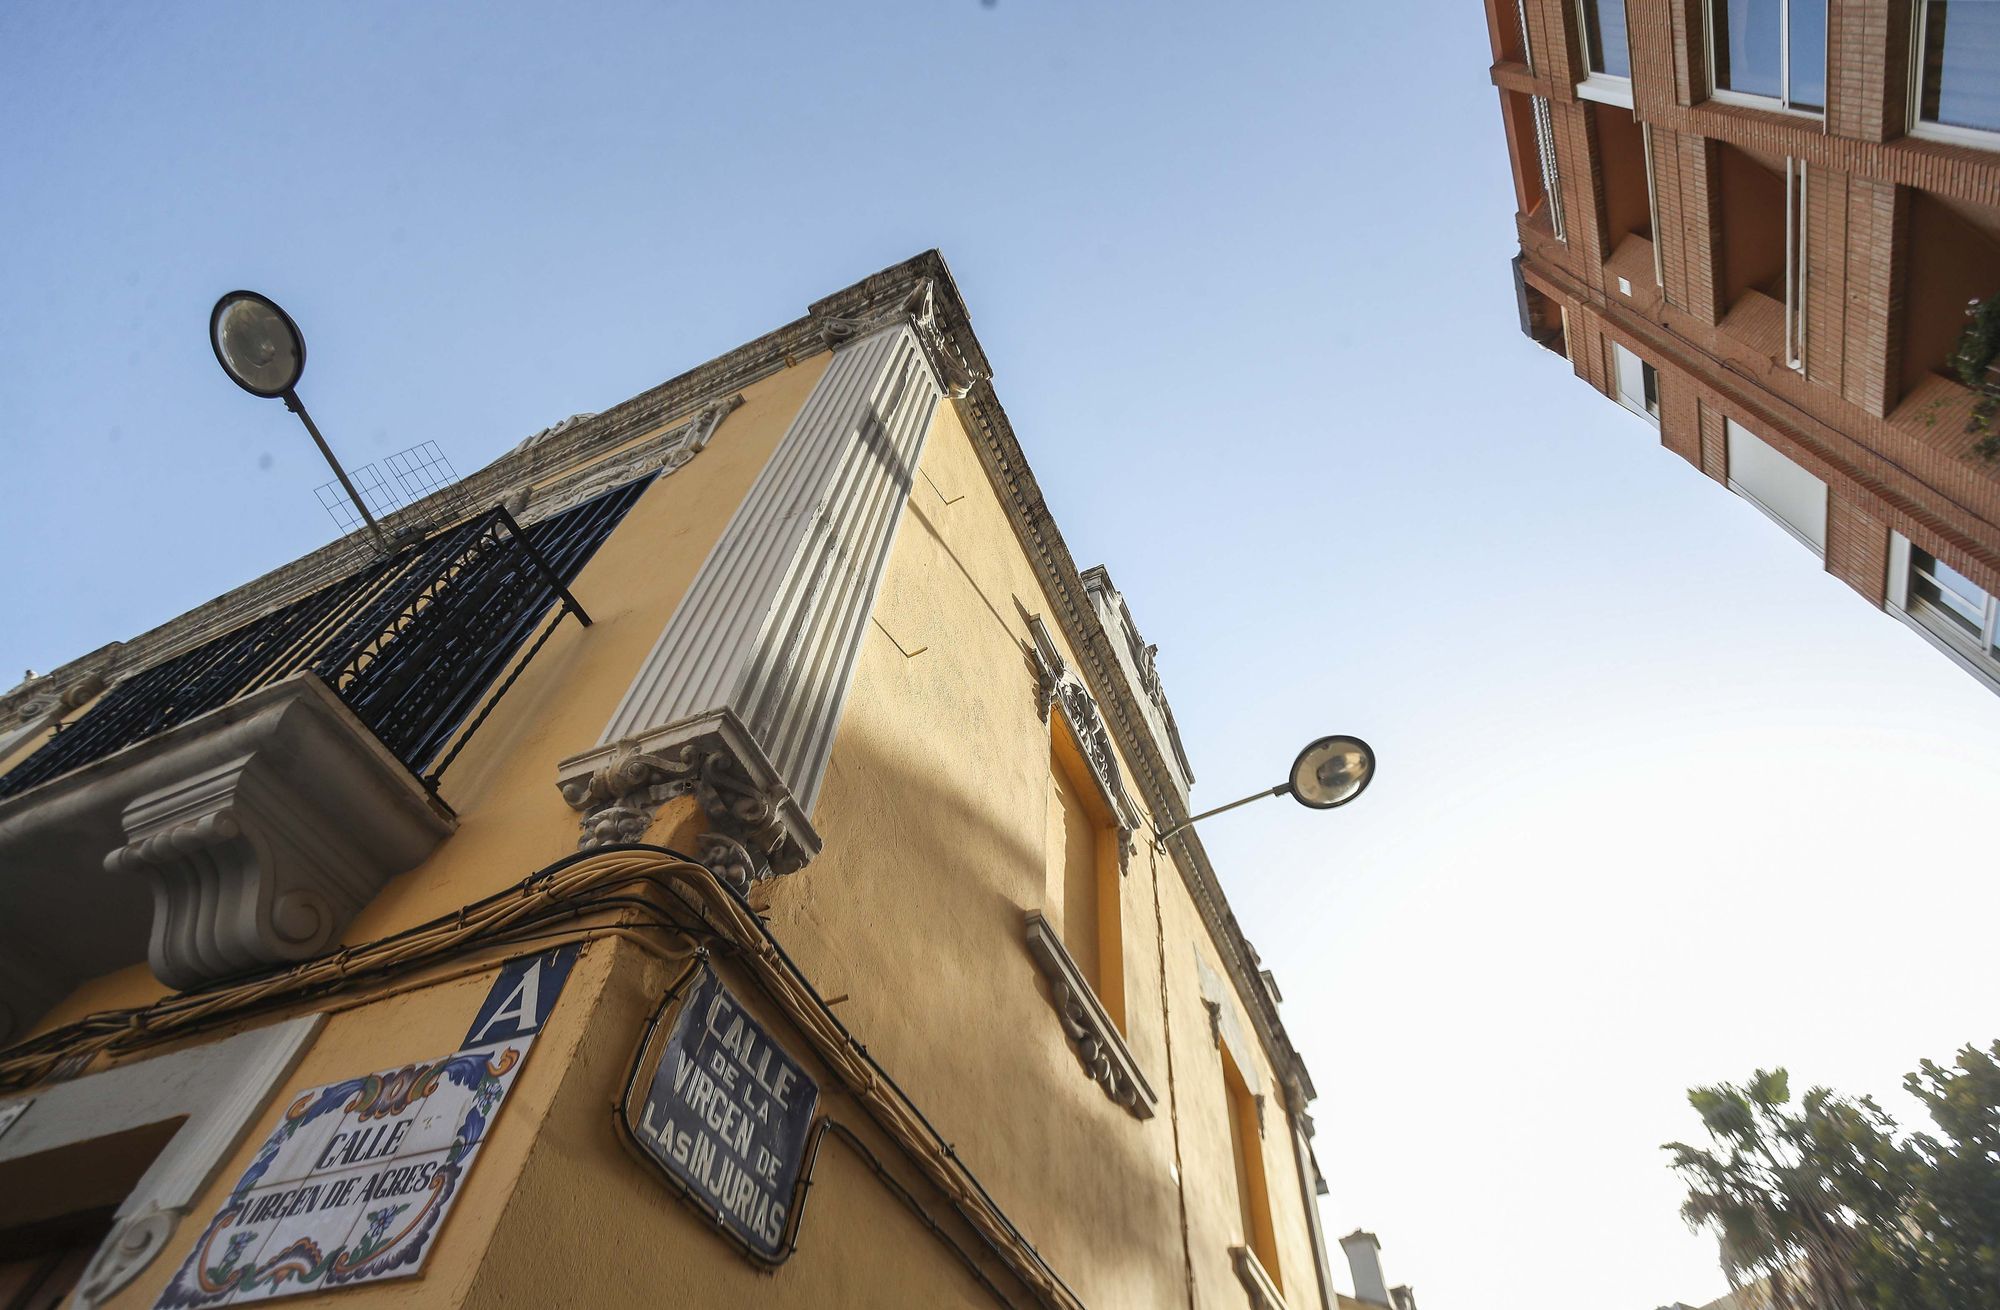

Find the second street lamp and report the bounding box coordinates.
[1154,734,1376,845]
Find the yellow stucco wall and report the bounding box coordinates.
[765,391,1326,1308]
[28,352,830,1037]
[19,344,1329,1310]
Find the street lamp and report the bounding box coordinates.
[1154,735,1375,844]
[209,290,391,555]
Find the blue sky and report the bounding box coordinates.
[6,4,2000,1306]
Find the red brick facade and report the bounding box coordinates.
[1487,0,2000,685]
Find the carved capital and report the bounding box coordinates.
[557,713,817,877]
[817,278,986,398]
[75,1205,181,1308]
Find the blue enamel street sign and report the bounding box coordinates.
[632,965,820,1261]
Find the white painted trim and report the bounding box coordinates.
[1576,74,1635,108]
[1887,602,2000,696]
[1887,530,1913,610]
[1707,86,1826,118]
[591,322,943,821]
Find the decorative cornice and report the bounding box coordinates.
[1023,911,1157,1119]
[1079,565,1196,789]
[817,277,986,399]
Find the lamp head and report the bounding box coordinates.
[1287,735,1375,810]
[210,291,305,398]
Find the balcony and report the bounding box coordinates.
[1898,191,2000,408]
[0,479,646,1044]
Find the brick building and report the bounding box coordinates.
[1484,0,2000,693]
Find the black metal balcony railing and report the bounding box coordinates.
[0,476,651,801]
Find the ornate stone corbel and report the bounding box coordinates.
[94,680,452,992]
[557,744,701,849]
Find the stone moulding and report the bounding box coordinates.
[508,394,742,525]
[1023,911,1157,1119]
[0,667,107,764]
[0,674,453,1037]
[1026,615,1141,872]
[1231,1244,1289,1310]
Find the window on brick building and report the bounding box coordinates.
[1610,342,1661,421]
[1575,0,1635,104]
[1911,1,2000,145]
[1725,419,1828,554]
[1708,0,1827,113]
[1887,533,2000,692]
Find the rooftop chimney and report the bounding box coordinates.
[1340,1230,1391,1306]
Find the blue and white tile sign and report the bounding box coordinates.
[154,946,580,1307]
[632,964,819,1261]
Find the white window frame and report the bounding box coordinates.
[1575,0,1636,106]
[1886,531,2000,694]
[1611,341,1661,423]
[1906,0,2000,151]
[1724,418,1828,554]
[1705,0,1829,117]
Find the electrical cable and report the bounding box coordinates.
[0,844,1088,1310]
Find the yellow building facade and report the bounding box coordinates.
[0,253,1337,1310]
